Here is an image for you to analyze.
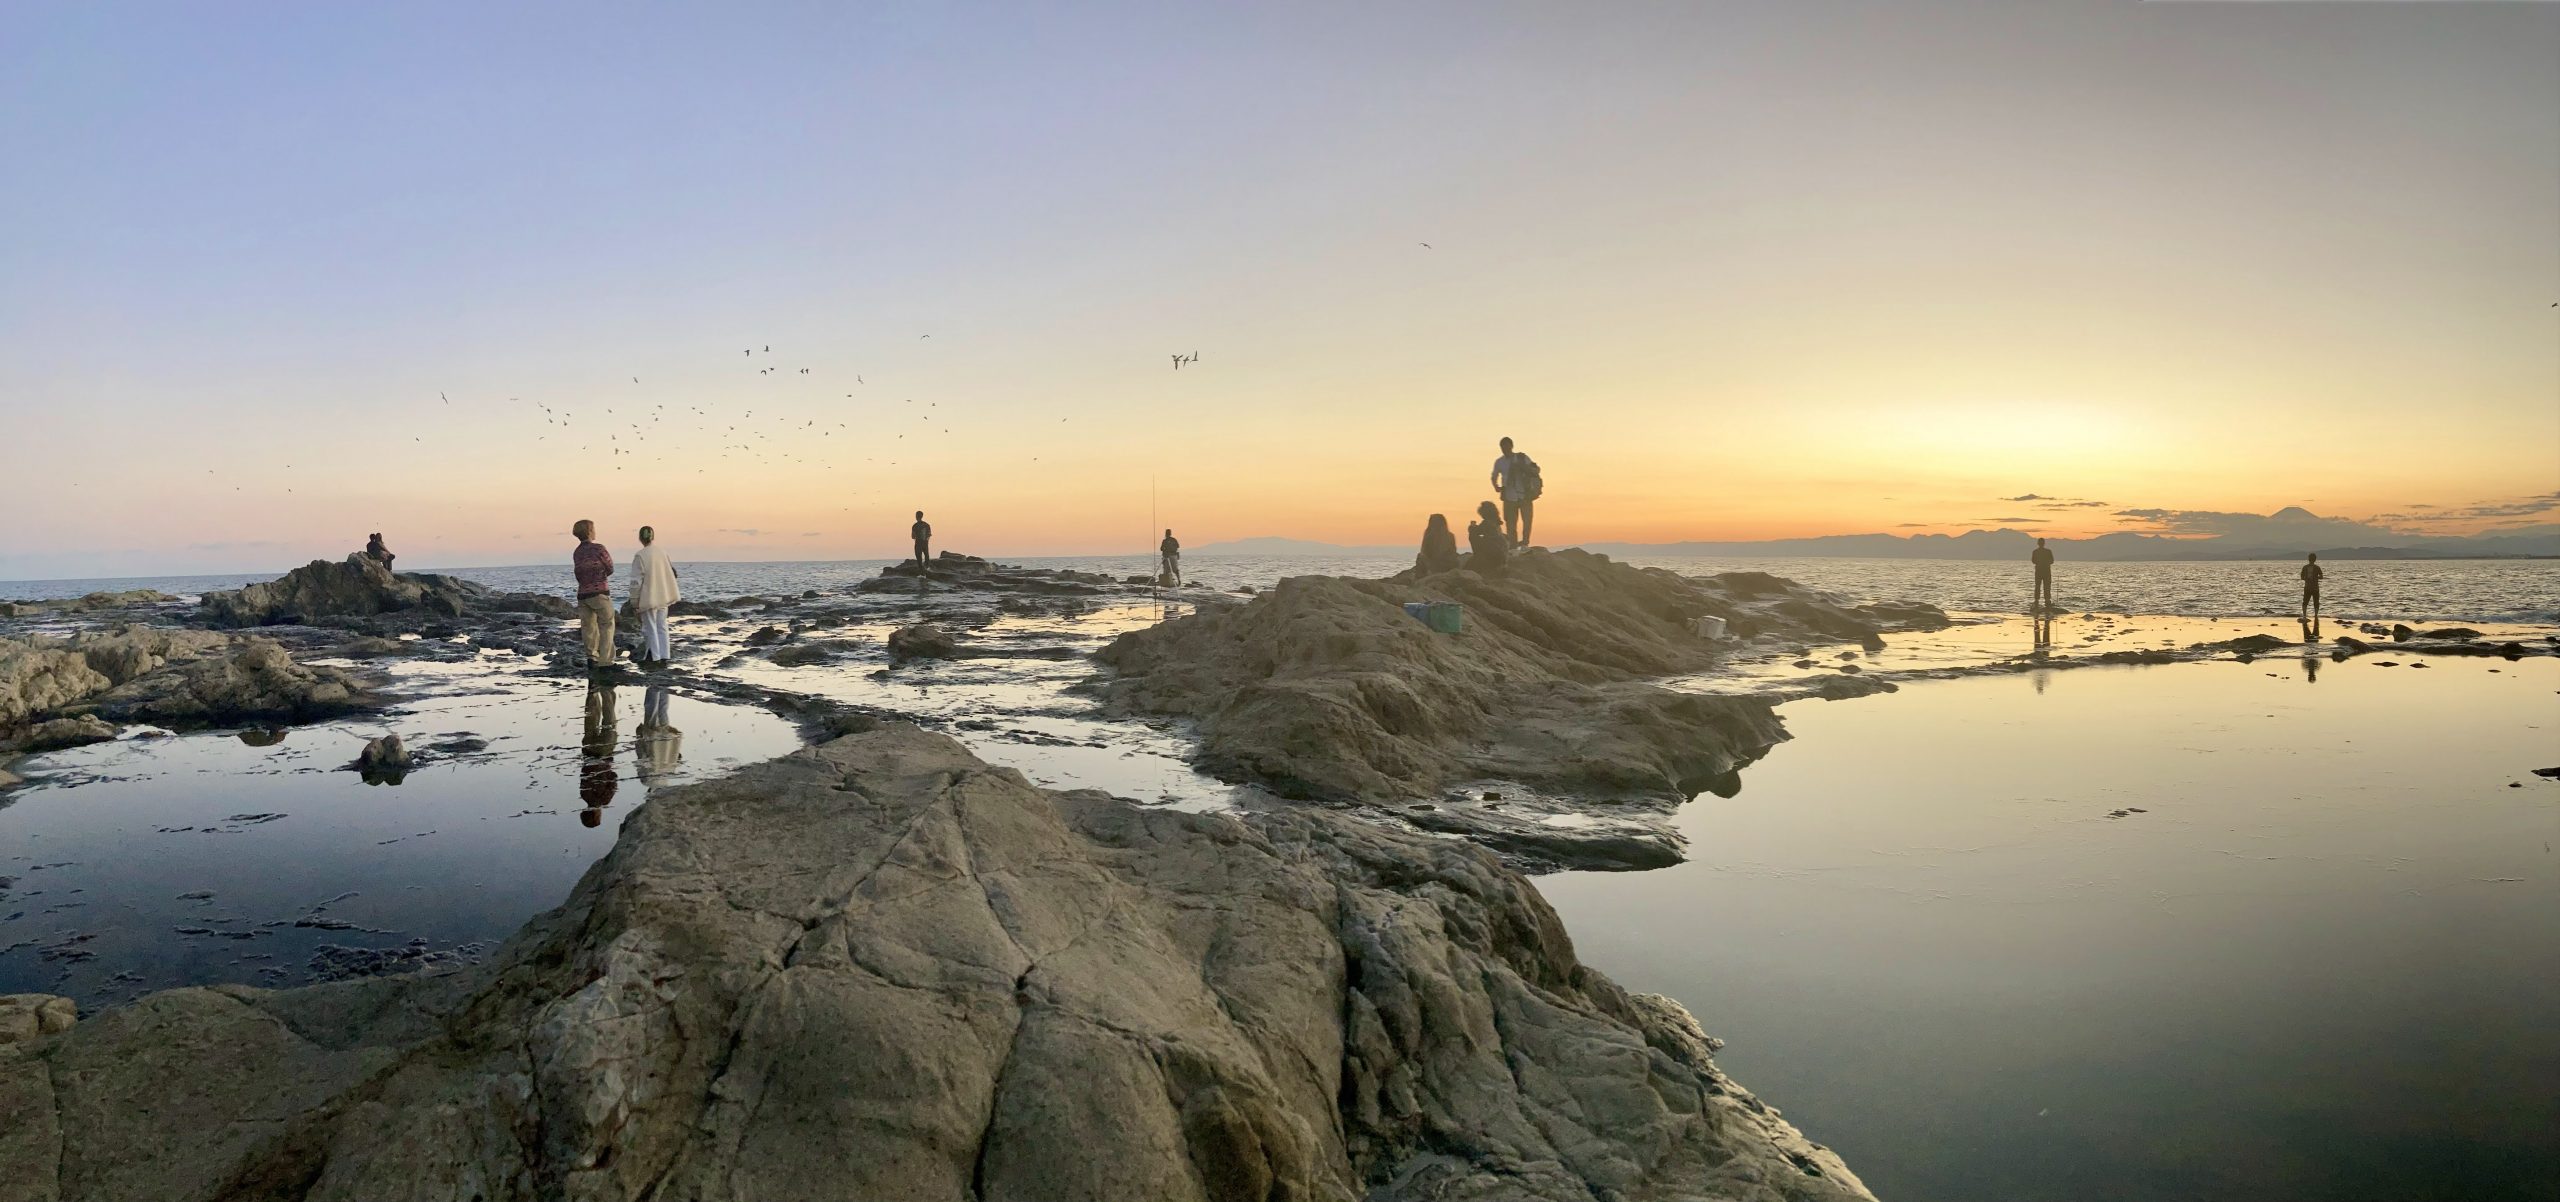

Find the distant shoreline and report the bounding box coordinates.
[3,548,2554,590]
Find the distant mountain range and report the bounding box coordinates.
[1195,515,2560,562]
[1582,524,2560,561]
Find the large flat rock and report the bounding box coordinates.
[0,724,1871,1202]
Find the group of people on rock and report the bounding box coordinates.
[2028,536,2328,616]
[571,519,683,671]
[1415,436,1543,578]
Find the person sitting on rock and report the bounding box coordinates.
[364,533,395,571]
[628,526,682,668]
[571,520,616,671]
[1159,529,1183,586]
[1466,501,1509,575]
[910,511,933,572]
[1416,514,1461,576]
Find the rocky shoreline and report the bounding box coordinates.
[1095,549,1950,870]
[12,549,2545,1200]
[0,724,1874,1202]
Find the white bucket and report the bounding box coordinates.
[1690,615,1728,640]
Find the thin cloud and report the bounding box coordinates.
[1979,516,2045,524]
[1998,493,2051,502]
[2035,500,2109,508]
[715,528,764,537]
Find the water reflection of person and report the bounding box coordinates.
[579,680,619,825]
[635,684,684,784]
[2302,654,2321,685]
[2031,610,2053,652]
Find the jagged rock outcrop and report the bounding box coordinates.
[887,622,959,659]
[1096,550,1942,867]
[83,638,372,726]
[0,626,229,730]
[0,640,109,729]
[860,553,1114,596]
[197,556,574,629]
[200,555,484,626]
[0,725,1870,1202]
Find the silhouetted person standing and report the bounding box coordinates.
[1416,514,1460,576]
[910,511,932,571]
[1159,529,1182,585]
[2299,552,2323,617]
[571,520,616,671]
[2030,537,2055,611]
[1490,437,1541,551]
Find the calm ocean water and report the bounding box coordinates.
[7,552,2556,624]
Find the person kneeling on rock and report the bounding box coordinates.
[1466,501,1509,575]
[364,533,395,571]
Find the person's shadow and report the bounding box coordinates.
[579,680,619,827]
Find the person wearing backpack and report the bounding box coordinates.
[1490,436,1542,551]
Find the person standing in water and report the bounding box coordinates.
[2030,537,2056,611]
[2299,552,2323,617]
[1159,529,1182,586]
[627,525,681,669]
[910,511,933,571]
[571,519,616,671]
[1490,436,1540,551]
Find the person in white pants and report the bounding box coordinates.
[627,526,682,668]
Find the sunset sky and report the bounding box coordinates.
[3,1,2555,578]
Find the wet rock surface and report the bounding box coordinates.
[1095,549,1943,869]
[0,590,178,620]
[0,725,1871,1202]
[887,621,958,659]
[1,626,380,751]
[199,553,568,628]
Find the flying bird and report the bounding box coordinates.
[1420,242,1431,249]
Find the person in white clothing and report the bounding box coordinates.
[627,526,682,668]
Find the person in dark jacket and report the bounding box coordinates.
[1466,501,1509,575]
[1416,514,1461,576]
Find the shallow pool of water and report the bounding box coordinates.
[0,657,803,1009]
[1539,654,2560,1202]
